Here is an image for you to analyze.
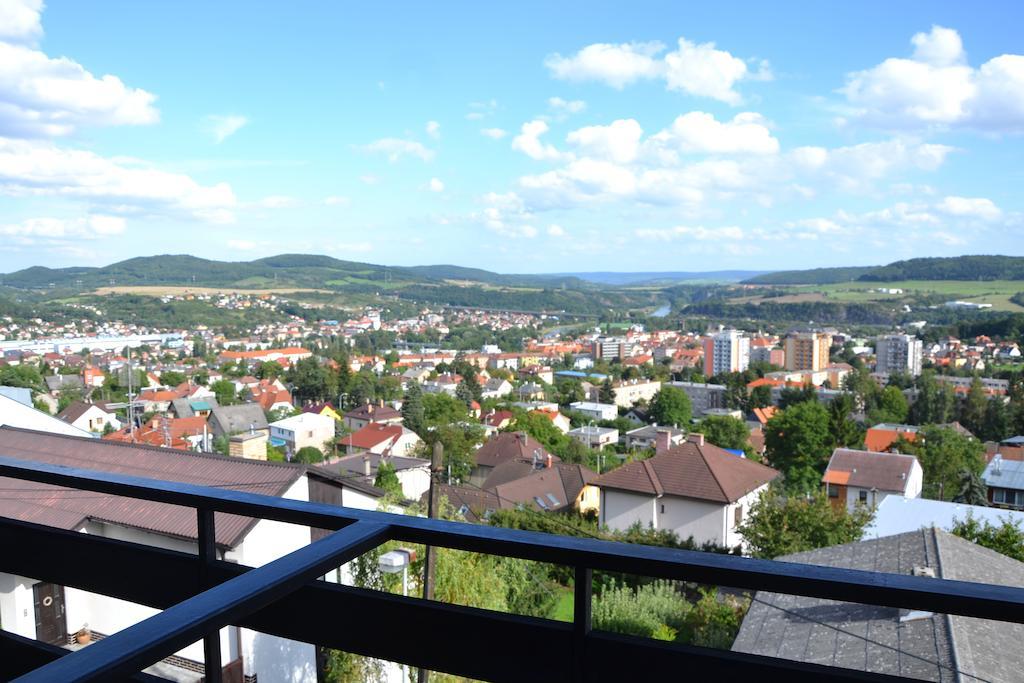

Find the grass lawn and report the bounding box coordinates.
[550,586,574,622]
[764,280,1024,312]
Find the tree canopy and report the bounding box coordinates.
[764,401,833,493]
[648,385,692,428]
[737,489,874,559]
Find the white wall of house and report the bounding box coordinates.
[656,496,727,546]
[600,489,656,532]
[0,574,38,639]
[397,467,431,500]
[724,484,769,550]
[68,406,121,433]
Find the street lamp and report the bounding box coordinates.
[378,549,416,682]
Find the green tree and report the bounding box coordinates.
[777,384,816,409]
[737,489,875,559]
[828,393,863,448]
[210,379,237,406]
[867,385,909,425]
[953,469,988,506]
[374,461,403,497]
[0,364,45,392]
[903,425,986,501]
[764,401,833,493]
[598,379,615,404]
[699,415,752,456]
[982,398,1010,442]
[422,393,469,426]
[909,372,956,425]
[289,357,337,403]
[959,377,988,436]
[417,423,482,482]
[455,380,476,407]
[158,370,187,387]
[255,360,284,380]
[460,371,483,403]
[648,386,692,428]
[401,382,425,435]
[293,446,324,464]
[748,384,773,410]
[951,515,1024,562]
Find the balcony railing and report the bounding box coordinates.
[1,453,1023,682]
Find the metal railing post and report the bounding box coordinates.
[573,566,592,683]
[197,508,222,683]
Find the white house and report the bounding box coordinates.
[0,426,384,683]
[56,401,121,433]
[568,426,619,448]
[480,378,513,400]
[568,401,618,422]
[270,411,336,453]
[0,393,93,438]
[593,433,779,549]
[319,453,431,501]
[822,448,923,512]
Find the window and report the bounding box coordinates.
[994,489,1007,504]
[827,484,840,498]
[859,490,868,503]
[734,505,743,526]
[660,503,665,514]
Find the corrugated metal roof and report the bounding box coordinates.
[0,425,305,548]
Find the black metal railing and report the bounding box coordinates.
[1,453,1023,683]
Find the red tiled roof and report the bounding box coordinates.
[339,423,404,451]
[864,426,918,453]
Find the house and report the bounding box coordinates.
[733,528,1024,683]
[601,379,661,408]
[622,424,684,451]
[594,433,779,548]
[480,377,513,400]
[662,381,727,415]
[531,408,571,434]
[56,401,121,433]
[489,462,600,515]
[338,423,423,457]
[343,401,403,430]
[319,453,431,500]
[568,426,619,448]
[864,423,919,453]
[0,386,32,408]
[822,448,923,511]
[513,382,545,401]
[170,396,218,418]
[983,455,1024,509]
[568,401,618,422]
[249,381,293,413]
[429,482,502,523]
[217,346,312,366]
[0,425,383,683]
[302,402,342,422]
[208,404,269,439]
[269,412,336,454]
[481,409,515,430]
[470,432,556,487]
[44,374,85,396]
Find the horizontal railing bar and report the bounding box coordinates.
[12,520,389,683]
[0,518,903,683]
[2,456,1024,622]
[0,630,170,683]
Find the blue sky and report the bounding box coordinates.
[0,0,1022,274]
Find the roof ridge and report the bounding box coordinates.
[694,443,730,502]
[641,458,663,496]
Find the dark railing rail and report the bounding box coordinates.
[1,454,1023,682]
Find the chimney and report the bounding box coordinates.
[362,455,371,477]
[686,432,705,447]
[546,453,553,469]
[655,428,673,455]
[378,398,384,408]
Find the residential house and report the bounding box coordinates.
[602,379,662,408]
[269,412,336,454]
[0,386,32,407]
[250,380,293,413]
[983,455,1024,509]
[568,426,619,449]
[489,462,600,515]
[301,402,342,422]
[622,424,684,451]
[867,495,1024,539]
[0,393,92,438]
[0,426,383,683]
[480,377,513,400]
[594,433,779,548]
[338,423,423,458]
[662,381,727,415]
[531,408,571,434]
[44,374,85,396]
[170,396,218,418]
[343,401,403,431]
[208,404,269,439]
[822,448,923,511]
[56,401,121,434]
[481,409,515,431]
[513,382,545,401]
[568,401,618,422]
[864,423,920,453]
[470,432,556,488]
[319,453,431,500]
[733,528,1024,683]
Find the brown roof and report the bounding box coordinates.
[473,432,556,469]
[56,400,100,424]
[823,448,919,493]
[594,441,779,503]
[0,425,306,548]
[427,483,501,523]
[344,403,402,422]
[338,423,405,451]
[492,463,596,512]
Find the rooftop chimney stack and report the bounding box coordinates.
[362,455,372,477]
[686,432,705,447]
[655,428,673,455]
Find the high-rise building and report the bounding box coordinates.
[784,332,832,371]
[703,329,750,376]
[875,334,923,376]
[592,337,631,361]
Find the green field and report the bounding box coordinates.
[771,280,1024,312]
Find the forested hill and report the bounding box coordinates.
[743,256,1024,285]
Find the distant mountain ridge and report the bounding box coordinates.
[742,256,1024,285]
[0,254,771,291]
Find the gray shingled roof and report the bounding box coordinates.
[209,403,268,436]
[733,528,1024,682]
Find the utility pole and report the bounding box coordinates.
[418,441,444,683]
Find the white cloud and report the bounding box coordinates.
[547,224,566,237]
[545,36,770,103]
[932,231,967,246]
[567,119,643,164]
[203,114,247,143]
[545,41,664,89]
[0,214,125,240]
[0,41,160,137]
[466,99,498,120]
[0,0,42,45]
[0,138,237,223]
[842,25,1024,131]
[361,138,434,162]
[635,225,744,241]
[548,96,586,114]
[359,174,380,184]
[649,112,779,155]
[476,191,538,239]
[429,177,444,192]
[227,239,257,251]
[937,195,1001,220]
[511,120,566,161]
[426,120,441,139]
[256,195,295,209]
[481,127,507,139]
[323,195,350,206]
